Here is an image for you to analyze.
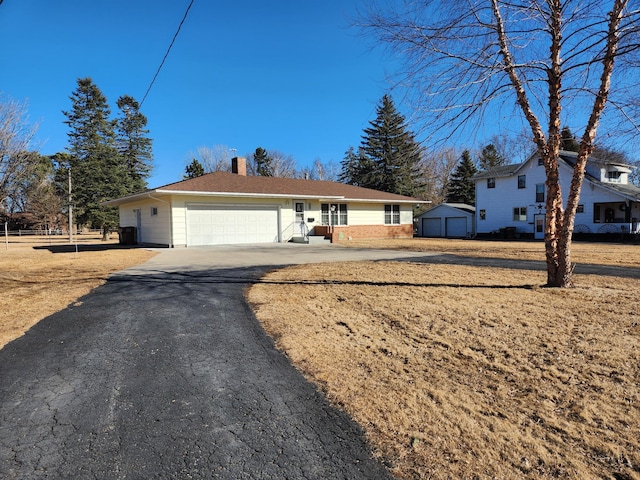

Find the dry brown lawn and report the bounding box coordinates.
[0,234,156,348]
[2,234,639,479]
[341,237,640,268]
[248,240,640,479]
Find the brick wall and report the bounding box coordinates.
[312,224,413,243]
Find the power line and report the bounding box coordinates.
[140,0,195,107]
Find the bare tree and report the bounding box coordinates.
[0,95,40,215]
[419,147,460,206]
[309,158,339,181]
[486,131,533,166]
[361,0,639,287]
[188,145,233,173]
[269,150,297,178]
[247,149,298,178]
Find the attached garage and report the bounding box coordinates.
[104,157,424,248]
[416,203,475,238]
[186,204,280,246]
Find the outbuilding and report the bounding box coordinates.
[416,203,476,238]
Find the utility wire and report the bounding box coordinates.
[140,0,195,107]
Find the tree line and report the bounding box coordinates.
[0,78,152,237]
[3,82,635,241]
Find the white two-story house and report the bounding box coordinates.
[474,150,640,239]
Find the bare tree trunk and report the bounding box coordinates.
[553,0,626,287]
[492,0,626,287]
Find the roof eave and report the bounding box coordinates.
[103,189,427,205]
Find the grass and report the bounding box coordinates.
[247,239,640,479]
[0,234,156,348]
[2,235,638,478]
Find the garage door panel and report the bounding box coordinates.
[423,217,441,237]
[445,217,467,237]
[187,205,279,246]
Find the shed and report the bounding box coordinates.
[416,203,476,238]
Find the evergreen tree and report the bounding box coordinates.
[560,126,580,152]
[339,146,374,186]
[358,95,424,196]
[63,77,128,238]
[253,147,273,176]
[446,150,478,205]
[115,95,152,192]
[477,143,506,171]
[184,158,205,178]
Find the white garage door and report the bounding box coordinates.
[445,217,467,237]
[187,205,280,246]
[422,217,441,237]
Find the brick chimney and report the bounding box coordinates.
[231,156,247,176]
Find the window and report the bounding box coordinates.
[538,158,544,166]
[479,209,486,220]
[384,205,400,224]
[577,204,584,214]
[150,206,158,216]
[513,207,527,222]
[321,203,348,225]
[518,175,526,189]
[607,171,622,183]
[535,184,545,203]
[487,178,495,188]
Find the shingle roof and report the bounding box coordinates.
[105,172,423,205]
[473,163,522,179]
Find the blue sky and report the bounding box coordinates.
[0,0,405,187]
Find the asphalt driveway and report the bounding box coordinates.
[0,244,434,480]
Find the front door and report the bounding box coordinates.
[534,214,545,240]
[294,201,306,237]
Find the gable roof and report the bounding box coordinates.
[473,163,522,179]
[104,171,424,206]
[442,203,476,214]
[419,203,476,215]
[473,150,640,201]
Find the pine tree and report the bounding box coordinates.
[477,143,506,171]
[253,147,273,176]
[358,95,423,196]
[446,150,478,205]
[560,126,580,152]
[184,158,205,178]
[63,77,129,238]
[115,95,152,193]
[339,146,375,186]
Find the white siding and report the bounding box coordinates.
[118,198,172,246]
[116,195,417,247]
[476,156,639,236]
[475,160,547,235]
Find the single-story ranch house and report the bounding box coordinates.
[474,150,640,239]
[104,157,423,247]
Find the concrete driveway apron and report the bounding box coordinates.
[0,244,433,479]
